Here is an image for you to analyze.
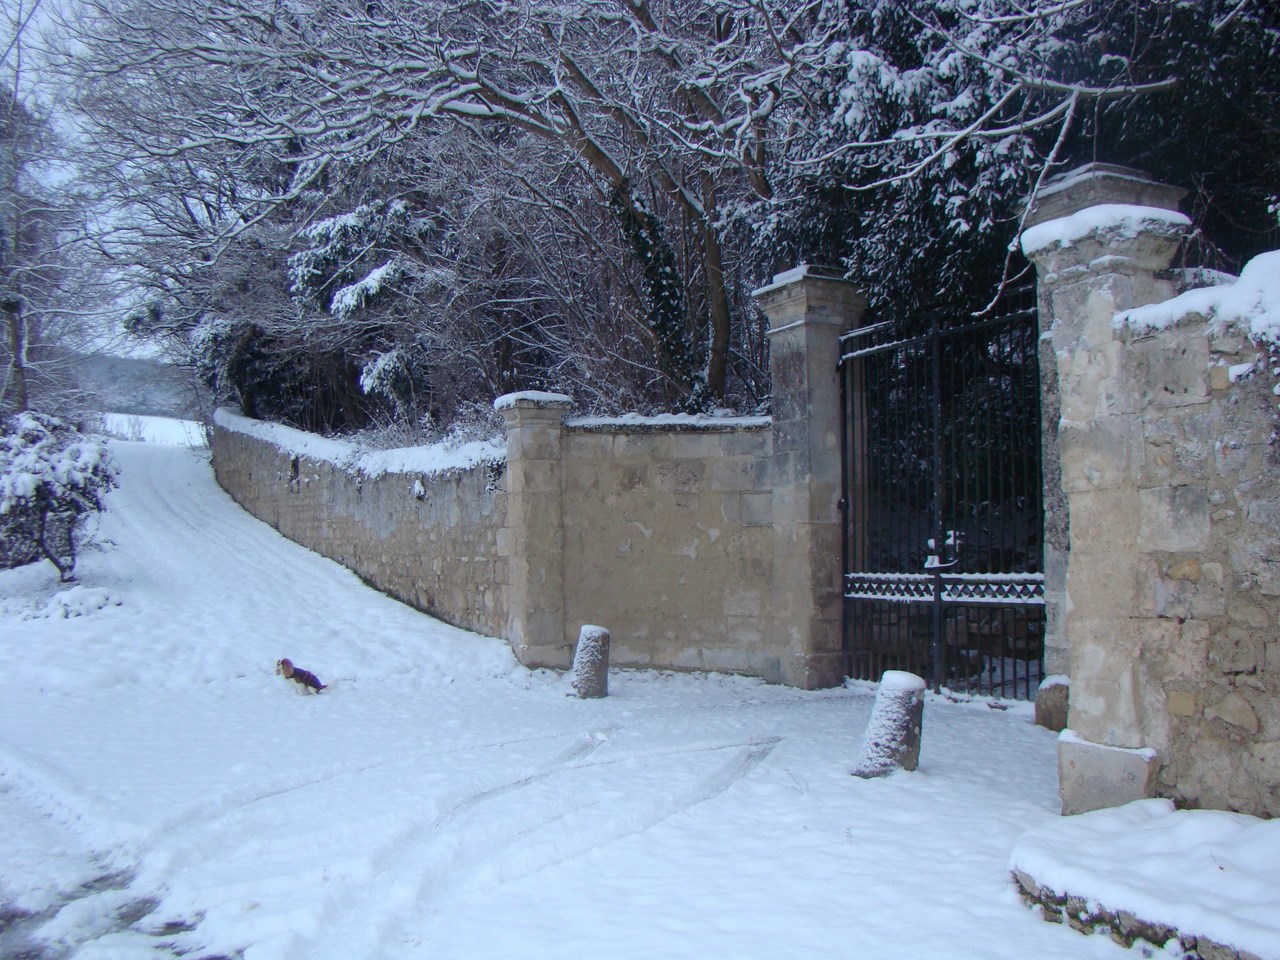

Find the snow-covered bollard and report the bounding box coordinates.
[852,670,926,778]
[571,625,611,699]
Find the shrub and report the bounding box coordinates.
[0,413,118,581]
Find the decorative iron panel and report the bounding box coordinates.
[846,571,1045,605]
[838,286,1045,700]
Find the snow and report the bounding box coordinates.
[213,407,505,479]
[0,436,1275,960]
[98,414,206,447]
[492,391,573,411]
[330,259,411,320]
[568,411,770,430]
[1019,204,1191,256]
[1116,250,1280,343]
[879,669,926,693]
[1058,728,1158,761]
[1011,799,1280,959]
[1229,361,1256,383]
[1,414,116,522]
[749,264,845,298]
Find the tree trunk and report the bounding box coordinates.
[609,184,696,401]
[37,502,76,583]
[701,181,730,402]
[5,303,28,412]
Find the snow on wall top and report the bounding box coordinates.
[751,264,814,297]
[213,408,505,477]
[750,263,846,298]
[568,411,770,432]
[1057,728,1158,759]
[1010,797,1280,960]
[1115,249,1280,342]
[1032,164,1158,202]
[493,391,572,411]
[1020,203,1191,256]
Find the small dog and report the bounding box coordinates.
[276,658,326,694]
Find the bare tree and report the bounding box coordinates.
[57,0,1277,429]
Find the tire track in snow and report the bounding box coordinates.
[127,727,610,867]
[315,736,781,960]
[98,731,618,960]
[110,445,354,622]
[423,736,783,898]
[0,741,145,857]
[294,730,617,960]
[99,444,442,684]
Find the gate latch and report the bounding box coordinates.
[924,530,963,570]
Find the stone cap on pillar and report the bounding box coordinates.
[1023,163,1187,229]
[1020,165,1191,275]
[752,265,867,333]
[494,391,573,424]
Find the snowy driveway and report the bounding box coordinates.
[0,441,1129,960]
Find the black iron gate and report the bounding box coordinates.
[838,287,1045,699]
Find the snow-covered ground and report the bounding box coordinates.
[0,438,1272,960]
[96,413,207,447]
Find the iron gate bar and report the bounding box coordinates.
[837,285,1044,699]
[930,312,945,689]
[839,303,1038,363]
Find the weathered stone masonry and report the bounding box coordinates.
[210,414,510,641]
[1024,165,1280,819]
[210,266,865,688]
[496,394,778,677]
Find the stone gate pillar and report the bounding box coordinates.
[754,267,868,689]
[496,391,573,669]
[1021,163,1192,813]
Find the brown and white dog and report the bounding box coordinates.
[276,658,326,694]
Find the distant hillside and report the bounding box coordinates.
[74,354,208,420]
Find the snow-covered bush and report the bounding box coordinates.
[0,413,118,581]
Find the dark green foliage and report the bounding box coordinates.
[1056,1,1280,271]
[609,185,701,405]
[766,0,1279,324]
[191,318,369,434]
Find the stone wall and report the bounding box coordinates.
[210,411,509,639]
[562,417,775,676]
[211,406,788,681]
[491,394,781,676]
[491,269,865,687]
[209,269,866,689]
[1106,310,1279,818]
[1024,165,1280,818]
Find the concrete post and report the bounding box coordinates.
[571,624,611,699]
[1021,163,1192,813]
[852,670,926,777]
[496,391,574,669]
[754,267,868,689]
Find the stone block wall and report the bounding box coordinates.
[209,270,868,689]
[211,406,787,681]
[210,411,509,639]
[559,418,776,676]
[490,268,865,687]
[1024,164,1280,817]
[1100,311,1280,817]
